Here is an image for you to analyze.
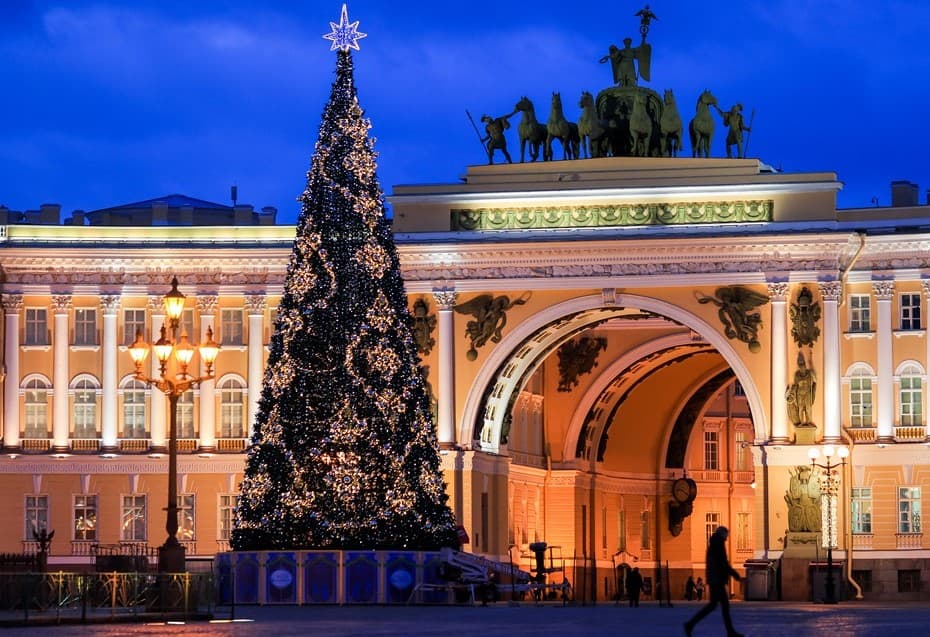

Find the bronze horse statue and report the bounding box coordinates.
[546,92,579,161]
[629,92,653,157]
[660,89,683,157]
[578,91,607,159]
[514,96,548,162]
[689,89,718,158]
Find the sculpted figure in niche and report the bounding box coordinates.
[785,465,821,533]
[786,352,816,426]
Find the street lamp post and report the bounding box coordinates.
[808,444,849,604]
[128,277,219,573]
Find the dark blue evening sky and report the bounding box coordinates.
[1,1,928,223]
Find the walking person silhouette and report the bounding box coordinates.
[684,526,744,637]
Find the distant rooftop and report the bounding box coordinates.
[0,194,279,226]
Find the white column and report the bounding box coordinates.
[148,297,167,452]
[820,281,843,442]
[920,281,930,440]
[767,282,789,442]
[2,295,23,450]
[100,296,120,451]
[433,290,458,447]
[51,295,72,451]
[874,281,895,442]
[197,295,218,451]
[245,295,266,430]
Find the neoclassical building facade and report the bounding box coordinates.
[1,161,929,600]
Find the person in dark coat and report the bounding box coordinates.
[626,567,644,607]
[685,575,696,601]
[684,527,743,637]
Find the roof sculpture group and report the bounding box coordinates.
[471,5,753,164]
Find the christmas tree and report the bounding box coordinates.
[231,6,458,551]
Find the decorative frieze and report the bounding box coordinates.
[451,200,774,231]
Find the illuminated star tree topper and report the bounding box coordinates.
[323,4,367,52]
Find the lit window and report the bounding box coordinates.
[177,391,195,439]
[25,495,49,540]
[74,495,97,541]
[898,487,922,534]
[72,378,98,438]
[121,495,147,542]
[219,495,239,541]
[24,378,49,439]
[177,494,195,541]
[736,512,751,551]
[220,378,246,438]
[849,369,873,428]
[122,380,147,439]
[899,368,923,427]
[852,487,872,534]
[705,512,721,543]
[704,430,719,470]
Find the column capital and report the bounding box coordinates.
[922,280,930,297]
[51,295,73,314]
[766,281,789,302]
[100,295,121,316]
[148,295,165,314]
[196,295,219,315]
[244,294,267,315]
[432,289,458,310]
[872,280,895,300]
[1,294,24,312]
[819,280,842,302]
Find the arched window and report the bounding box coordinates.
[898,363,924,427]
[122,379,147,439]
[72,378,98,439]
[848,366,874,428]
[219,378,246,438]
[177,391,195,439]
[24,378,50,439]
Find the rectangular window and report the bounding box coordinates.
[73,308,97,346]
[900,376,922,427]
[851,487,873,534]
[850,377,873,427]
[618,510,627,552]
[898,569,921,593]
[24,384,48,438]
[123,309,146,346]
[705,512,721,543]
[849,294,871,332]
[221,309,243,345]
[177,494,196,541]
[736,512,751,551]
[177,391,195,439]
[898,487,922,534]
[73,495,97,541]
[900,293,922,330]
[122,388,146,439]
[219,495,238,541]
[24,308,48,345]
[180,309,195,340]
[704,430,719,470]
[24,495,49,539]
[121,495,147,542]
[72,386,97,438]
[735,431,751,471]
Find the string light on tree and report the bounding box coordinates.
[232,6,456,552]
